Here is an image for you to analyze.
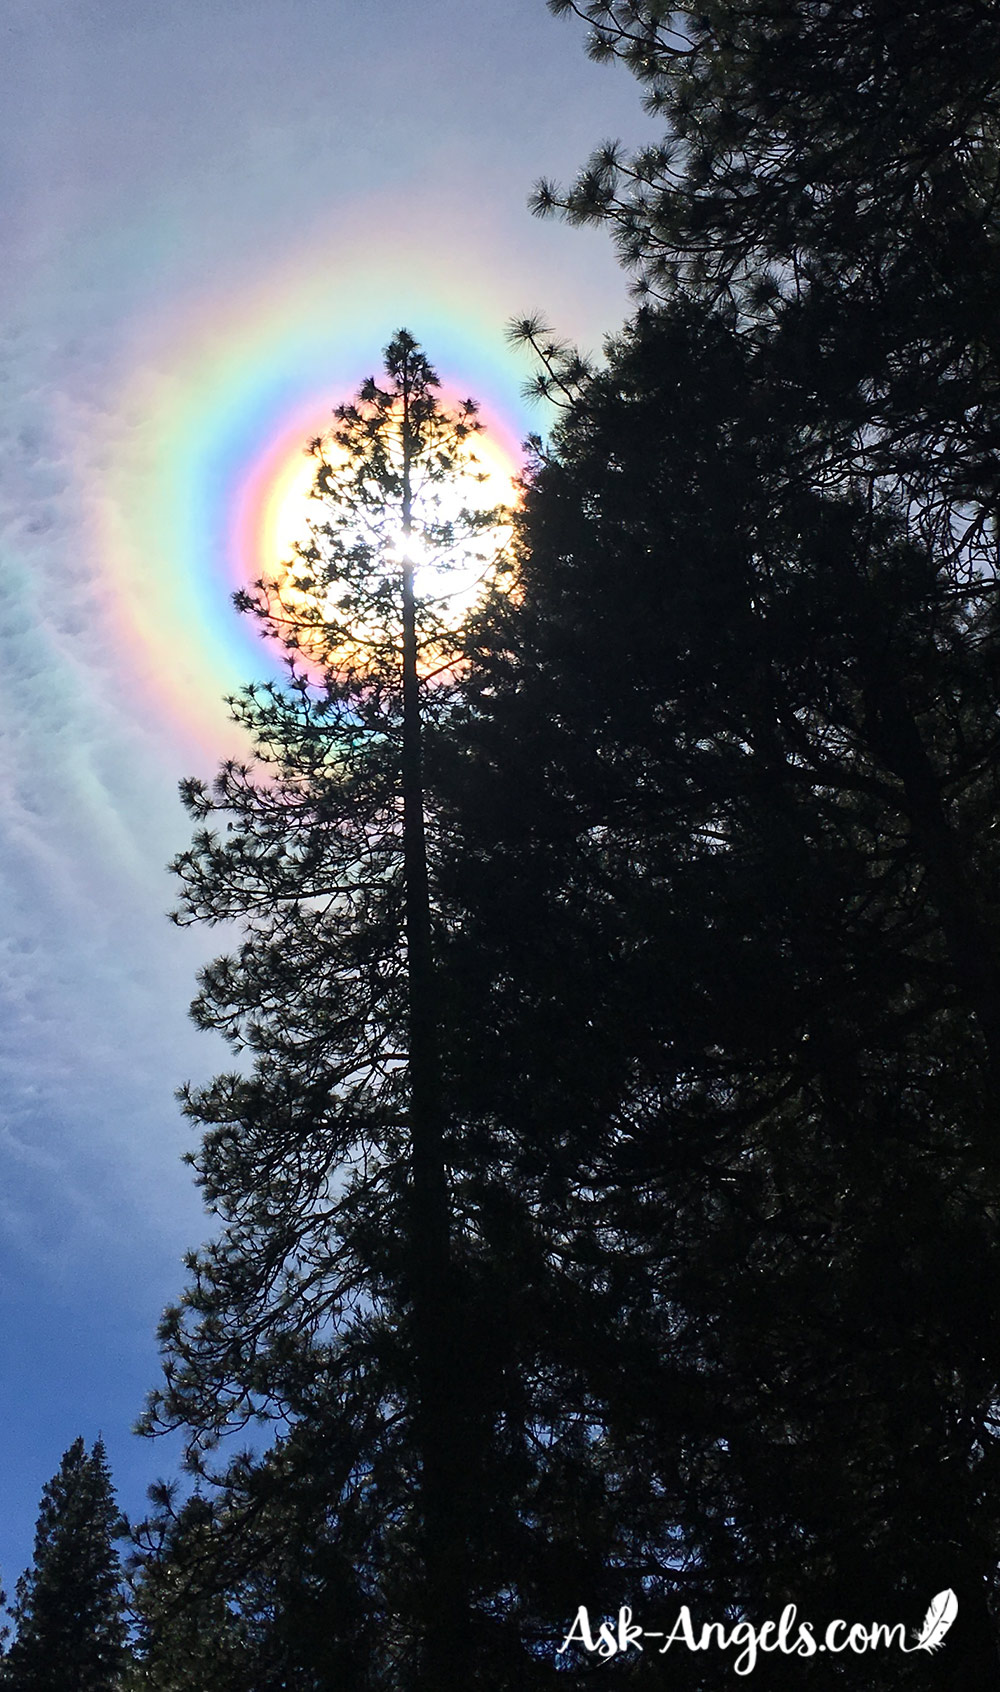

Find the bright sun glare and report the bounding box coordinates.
[263,424,518,627]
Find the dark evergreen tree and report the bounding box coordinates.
[441,299,1000,1684]
[3,1438,128,1692]
[424,0,1000,1672]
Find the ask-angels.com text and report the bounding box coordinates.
[557,1589,958,1676]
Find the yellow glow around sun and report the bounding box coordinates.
[263,449,320,586]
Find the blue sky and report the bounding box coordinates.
[0,0,650,1592]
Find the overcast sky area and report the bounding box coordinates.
[0,0,656,1589]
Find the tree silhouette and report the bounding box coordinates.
[3,1438,127,1692]
[444,284,1000,1684]
[430,20,1000,1667]
[536,0,1000,1097]
[143,332,509,1686]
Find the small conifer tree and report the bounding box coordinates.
[4,1438,128,1692]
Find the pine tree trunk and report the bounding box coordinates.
[400,368,470,1687]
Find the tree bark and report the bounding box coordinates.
[400,359,471,1687]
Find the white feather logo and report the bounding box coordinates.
[912,1589,958,1653]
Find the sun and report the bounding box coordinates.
[269,408,517,623]
[233,387,522,682]
[277,422,514,590]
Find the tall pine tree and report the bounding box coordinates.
[441,299,1000,1683]
[425,1,1000,1679]
[142,333,529,1686]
